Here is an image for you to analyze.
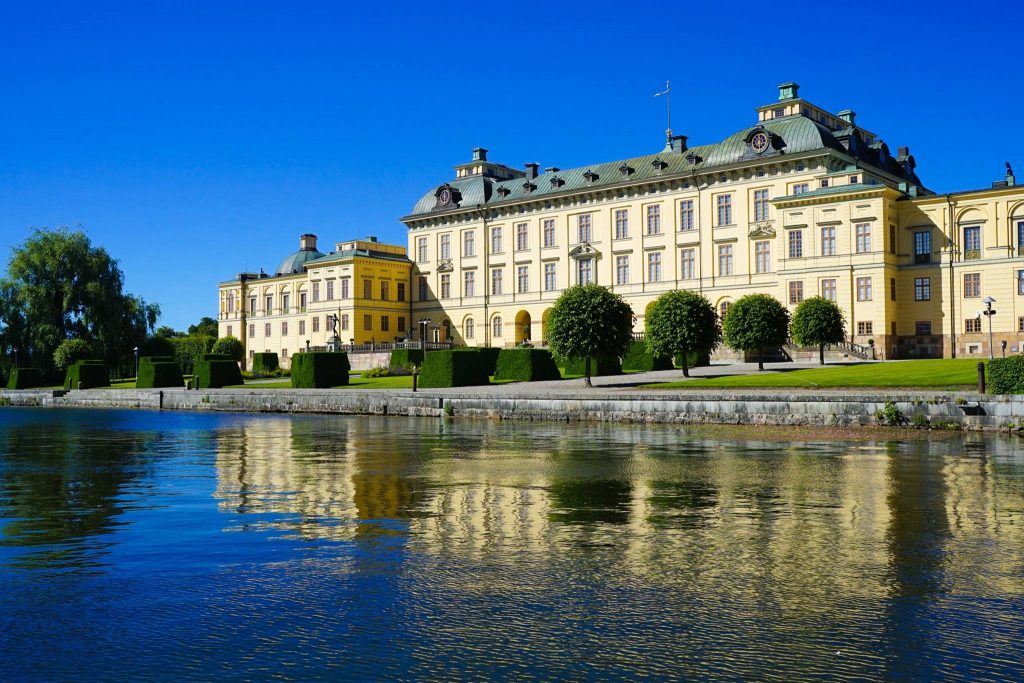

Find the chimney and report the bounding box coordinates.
[544,166,560,174]
[837,109,856,126]
[1007,161,1016,187]
[777,81,800,101]
[472,147,488,162]
[299,233,318,251]
[670,134,688,153]
[525,163,539,180]
[898,146,910,157]
[366,235,378,243]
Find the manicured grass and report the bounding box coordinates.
[230,374,416,390]
[646,359,982,390]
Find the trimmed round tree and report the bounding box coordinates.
[791,296,847,365]
[645,290,721,377]
[547,284,634,387]
[211,335,244,363]
[722,294,790,371]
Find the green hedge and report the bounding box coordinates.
[988,356,1024,393]
[290,352,350,388]
[193,358,243,388]
[251,352,279,373]
[562,354,622,377]
[390,348,424,371]
[64,360,110,389]
[674,350,711,369]
[494,348,561,382]
[6,368,45,390]
[419,350,490,388]
[137,356,184,389]
[622,341,673,372]
[468,347,501,376]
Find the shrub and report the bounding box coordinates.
[169,335,216,374]
[622,340,673,372]
[644,290,720,377]
[722,294,790,371]
[494,348,561,382]
[362,366,391,378]
[193,357,244,388]
[6,368,45,390]
[390,348,424,371]
[418,350,490,388]
[251,352,279,373]
[290,352,350,388]
[211,336,244,362]
[53,339,95,374]
[472,347,501,376]
[563,354,622,377]
[546,284,634,386]
[64,360,110,389]
[987,356,1024,394]
[136,356,184,388]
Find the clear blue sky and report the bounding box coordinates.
[2,0,1022,330]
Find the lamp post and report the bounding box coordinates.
[133,346,139,381]
[983,296,996,360]
[305,339,310,352]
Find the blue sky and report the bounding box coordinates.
[2,0,1022,330]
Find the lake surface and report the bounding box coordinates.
[1,408,1023,681]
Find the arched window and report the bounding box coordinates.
[492,316,503,338]
[719,301,731,319]
[441,319,452,342]
[226,293,235,313]
[464,317,475,340]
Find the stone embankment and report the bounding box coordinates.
[2,387,1022,431]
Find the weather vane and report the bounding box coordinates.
[654,80,671,144]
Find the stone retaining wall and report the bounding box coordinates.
[3,388,1023,431]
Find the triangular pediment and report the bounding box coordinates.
[436,259,454,273]
[568,242,600,260]
[748,224,777,239]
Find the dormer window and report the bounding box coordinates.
[497,187,511,198]
[651,158,668,172]
[619,164,634,177]
[583,170,599,185]
[685,152,702,165]
[523,181,537,193]
[773,107,785,118]
[550,176,565,188]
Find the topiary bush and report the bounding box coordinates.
[390,348,424,372]
[494,348,561,382]
[64,360,110,389]
[470,347,501,377]
[290,352,350,388]
[418,350,490,388]
[562,354,622,377]
[621,340,673,372]
[6,368,45,390]
[193,356,244,389]
[136,356,184,388]
[987,356,1024,394]
[251,352,279,373]
[211,336,244,362]
[53,339,95,375]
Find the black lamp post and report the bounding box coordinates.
[983,296,996,360]
[133,346,139,381]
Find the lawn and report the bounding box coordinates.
[646,359,982,390]
[230,374,415,390]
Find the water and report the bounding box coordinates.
[1,408,1023,681]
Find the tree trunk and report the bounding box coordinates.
[758,348,764,371]
[819,343,825,365]
[584,353,592,387]
[681,349,690,378]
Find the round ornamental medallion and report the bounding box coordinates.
[751,132,771,154]
[438,187,452,205]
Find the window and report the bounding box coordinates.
[822,278,837,301]
[543,219,556,248]
[464,271,475,297]
[855,223,871,253]
[226,293,235,313]
[965,318,982,333]
[889,224,897,255]
[753,189,770,222]
[857,321,873,336]
[646,205,661,235]
[312,282,320,303]
[850,175,859,184]
[916,321,932,336]
[544,263,556,291]
[577,214,592,243]
[1019,270,1024,295]
[417,237,428,262]
[299,292,306,311]
[890,277,896,301]
[326,281,335,301]
[265,294,273,313]
[491,268,502,295]
[492,316,503,338]
[440,273,451,299]
[464,317,474,340]
[249,297,256,315]
[340,278,350,299]
[963,225,981,260]
[856,277,872,301]
[516,223,528,251]
[463,231,475,257]
[249,323,255,338]
[517,266,529,293]
[773,107,785,118]
[398,317,406,333]
[298,320,305,335]
[821,179,830,188]
[788,230,803,259]
[680,249,696,279]
[264,322,271,337]
[491,226,502,253]
[312,317,320,333]
[440,233,451,260]
[716,194,733,226]
[789,281,804,305]
[679,200,694,231]
[647,252,662,282]
[915,277,931,301]
[964,272,980,298]
[821,226,836,256]
[381,316,390,332]
[577,258,594,285]
[281,349,288,359]
[1019,317,1024,333]
[1018,221,1024,256]
[363,314,372,331]
[418,276,428,301]
[793,183,809,195]
[611,209,628,239]
[397,282,406,302]
[616,255,629,285]
[340,314,349,331]
[718,245,733,276]
[282,293,290,311]
[754,241,771,273]
[914,230,931,264]
[380,281,389,301]
[363,279,372,300]
[226,325,232,337]
[719,301,731,319]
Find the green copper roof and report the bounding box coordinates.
[304,248,411,267]
[275,248,326,276]
[774,183,889,202]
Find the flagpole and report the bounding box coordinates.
[654,80,671,145]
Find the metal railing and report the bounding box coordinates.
[305,341,454,354]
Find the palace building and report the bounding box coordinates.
[220,82,1024,365]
